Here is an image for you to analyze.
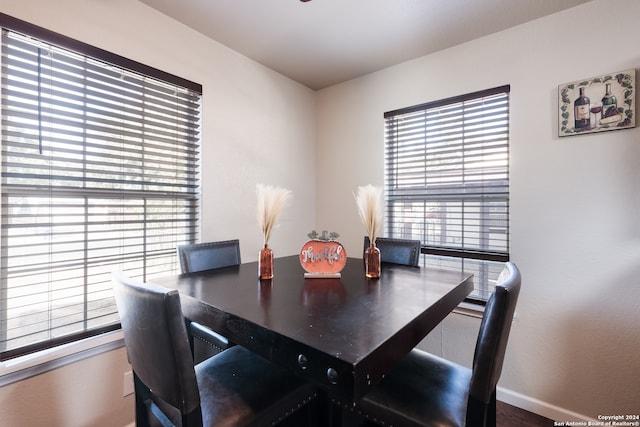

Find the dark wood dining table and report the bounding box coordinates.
[154,255,473,403]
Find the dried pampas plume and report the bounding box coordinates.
[354,185,383,243]
[257,184,292,245]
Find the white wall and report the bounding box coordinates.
[0,0,316,426]
[1,346,133,427]
[316,0,640,420]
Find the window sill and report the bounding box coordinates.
[0,330,124,386]
[454,301,518,323]
[453,301,486,318]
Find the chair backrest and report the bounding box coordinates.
[364,236,421,267]
[178,239,241,274]
[468,262,521,405]
[112,271,202,424]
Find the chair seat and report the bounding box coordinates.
[198,345,318,426]
[151,345,318,427]
[358,349,471,427]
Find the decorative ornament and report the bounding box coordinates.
[299,230,346,278]
[355,185,383,278]
[256,184,292,279]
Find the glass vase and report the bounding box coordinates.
[364,241,381,279]
[259,244,274,279]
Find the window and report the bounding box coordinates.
[384,86,510,302]
[0,14,201,360]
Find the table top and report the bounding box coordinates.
[155,255,473,402]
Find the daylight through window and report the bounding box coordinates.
[384,86,510,302]
[0,21,201,360]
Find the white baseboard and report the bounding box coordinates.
[497,387,595,423]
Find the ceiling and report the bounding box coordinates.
[139,0,592,90]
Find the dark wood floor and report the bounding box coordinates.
[283,399,556,426]
[497,400,554,426]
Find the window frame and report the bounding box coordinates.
[384,85,511,303]
[0,13,201,361]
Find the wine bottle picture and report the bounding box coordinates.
[601,83,618,117]
[600,83,621,125]
[574,87,590,129]
[559,69,635,137]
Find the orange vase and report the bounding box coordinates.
[364,241,381,279]
[259,244,274,279]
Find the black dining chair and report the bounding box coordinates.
[177,240,241,363]
[178,239,242,274]
[363,236,421,267]
[342,261,521,427]
[112,271,319,427]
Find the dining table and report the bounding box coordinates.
[154,255,473,404]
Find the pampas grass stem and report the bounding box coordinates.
[257,184,292,245]
[355,185,383,243]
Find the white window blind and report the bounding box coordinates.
[384,86,510,302]
[1,17,201,360]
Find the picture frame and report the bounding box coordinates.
[558,69,635,137]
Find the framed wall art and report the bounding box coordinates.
[558,69,635,137]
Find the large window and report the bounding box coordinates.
[384,86,510,302]
[0,14,201,360]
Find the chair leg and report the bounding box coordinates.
[133,372,151,427]
[486,391,497,427]
[466,390,497,427]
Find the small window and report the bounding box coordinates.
[384,86,510,302]
[0,15,201,360]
